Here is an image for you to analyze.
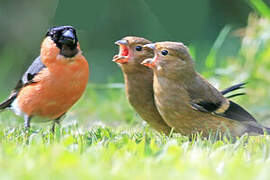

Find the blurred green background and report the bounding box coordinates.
[1,0,270,126]
[0,0,252,86]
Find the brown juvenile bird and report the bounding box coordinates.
[142,41,269,137]
[113,36,172,134]
[113,36,248,135]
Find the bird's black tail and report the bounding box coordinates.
[0,96,16,111]
[221,82,246,99]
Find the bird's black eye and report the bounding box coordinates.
[136,46,142,51]
[161,50,168,56]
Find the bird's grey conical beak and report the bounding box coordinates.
[143,43,156,50]
[115,39,128,46]
[62,30,76,44]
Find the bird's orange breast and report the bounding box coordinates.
[17,53,89,119]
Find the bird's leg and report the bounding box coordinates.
[51,121,56,133]
[51,120,60,133]
[24,115,32,129]
[51,114,64,133]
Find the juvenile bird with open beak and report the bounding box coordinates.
[0,26,89,131]
[113,36,172,134]
[142,41,269,137]
[113,37,247,135]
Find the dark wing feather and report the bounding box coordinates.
[190,82,246,113]
[219,83,257,122]
[21,56,46,85]
[191,100,257,122]
[221,83,245,95]
[0,56,46,110]
[191,101,222,113]
[219,100,257,122]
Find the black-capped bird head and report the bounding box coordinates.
[46,26,78,58]
[113,36,154,65]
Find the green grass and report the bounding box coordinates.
[1,120,270,179]
[0,84,269,180]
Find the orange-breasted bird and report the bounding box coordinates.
[0,26,89,131]
[113,36,248,136]
[142,41,269,137]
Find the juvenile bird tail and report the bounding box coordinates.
[263,126,270,135]
[221,82,245,95]
[246,123,270,135]
[221,83,246,99]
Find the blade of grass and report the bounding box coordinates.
[205,25,231,70]
[248,0,270,19]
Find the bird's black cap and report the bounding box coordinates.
[46,26,78,57]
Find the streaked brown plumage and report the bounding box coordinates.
[142,41,269,137]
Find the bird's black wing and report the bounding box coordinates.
[189,82,246,113]
[191,100,257,122]
[190,101,222,113]
[190,81,255,122]
[0,56,46,109]
[219,100,257,122]
[192,82,256,122]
